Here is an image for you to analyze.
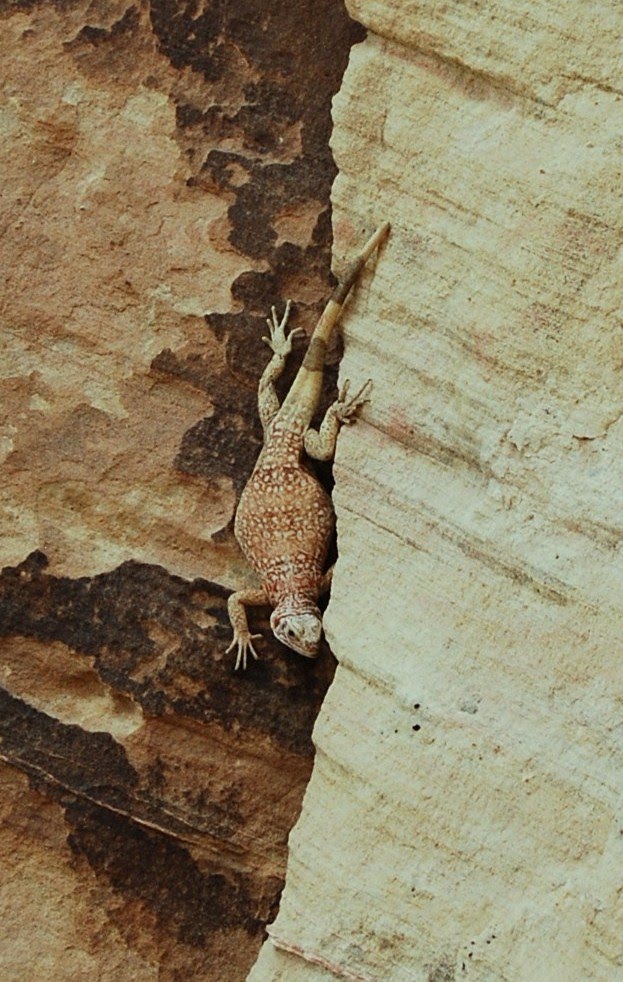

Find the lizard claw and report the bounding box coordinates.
[334,378,372,423]
[262,300,304,357]
[227,632,262,670]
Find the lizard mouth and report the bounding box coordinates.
[284,637,320,658]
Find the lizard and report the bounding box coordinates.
[227,222,390,670]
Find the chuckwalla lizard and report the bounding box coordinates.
[227,222,390,669]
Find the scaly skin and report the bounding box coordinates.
[227,223,390,669]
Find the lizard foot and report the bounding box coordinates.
[334,378,372,424]
[226,631,262,671]
[262,300,305,358]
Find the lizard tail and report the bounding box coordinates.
[331,221,391,305]
[301,222,390,368]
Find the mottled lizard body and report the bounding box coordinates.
[228,223,389,669]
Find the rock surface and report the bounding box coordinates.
[0,1,364,978]
[3,0,623,978]
[251,3,623,980]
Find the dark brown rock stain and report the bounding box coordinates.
[0,546,336,970]
[0,551,334,754]
[147,0,365,498]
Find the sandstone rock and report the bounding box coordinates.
[251,4,623,980]
[0,1,363,977]
[4,0,623,976]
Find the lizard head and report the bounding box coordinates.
[270,597,322,658]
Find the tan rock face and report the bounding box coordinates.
[5,0,623,977]
[251,5,623,982]
[0,0,362,583]
[0,0,365,977]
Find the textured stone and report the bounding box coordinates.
[251,4,623,980]
[0,0,364,977]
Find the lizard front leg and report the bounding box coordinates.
[320,564,334,594]
[304,379,372,461]
[226,587,269,670]
[258,301,305,431]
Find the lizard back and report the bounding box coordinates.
[234,421,334,605]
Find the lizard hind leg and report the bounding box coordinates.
[258,300,305,430]
[303,378,373,461]
[263,301,301,356]
[334,378,373,423]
